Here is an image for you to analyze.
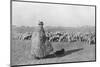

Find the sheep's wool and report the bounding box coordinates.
[31,21,53,58]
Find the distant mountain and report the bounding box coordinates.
[44,26,95,33]
[12,25,95,33]
[12,25,35,33]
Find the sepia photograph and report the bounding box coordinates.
[11,0,96,67]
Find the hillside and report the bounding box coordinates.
[12,25,95,33]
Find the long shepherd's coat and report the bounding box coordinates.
[31,24,53,58]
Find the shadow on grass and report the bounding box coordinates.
[43,48,83,59]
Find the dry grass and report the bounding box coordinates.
[11,40,95,66]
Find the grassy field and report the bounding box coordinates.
[11,39,95,66]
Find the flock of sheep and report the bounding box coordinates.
[46,32,95,44]
[13,31,95,45]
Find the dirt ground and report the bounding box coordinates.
[11,40,95,66]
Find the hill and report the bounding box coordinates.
[12,25,95,33]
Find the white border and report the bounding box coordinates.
[0,0,100,67]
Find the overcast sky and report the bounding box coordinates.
[12,1,95,27]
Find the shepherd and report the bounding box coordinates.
[31,21,53,59]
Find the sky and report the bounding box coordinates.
[12,1,95,27]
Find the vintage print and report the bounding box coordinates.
[11,1,96,66]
